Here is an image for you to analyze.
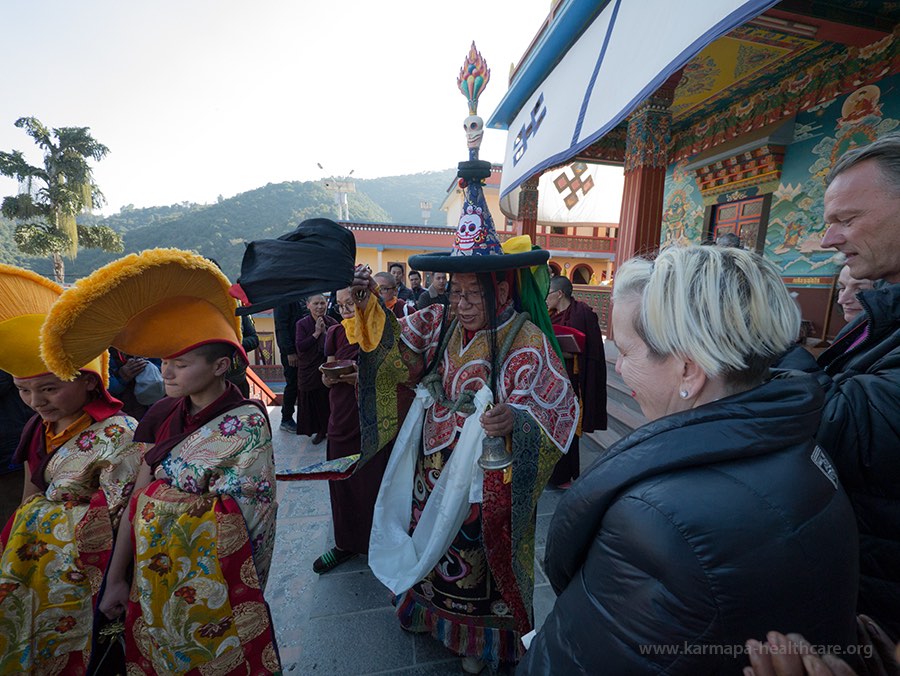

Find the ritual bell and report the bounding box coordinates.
[478,405,512,471]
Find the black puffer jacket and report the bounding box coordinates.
[519,374,858,675]
[816,281,900,638]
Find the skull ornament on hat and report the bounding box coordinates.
[455,206,487,252]
[409,42,549,274]
[454,204,502,255]
[464,115,484,150]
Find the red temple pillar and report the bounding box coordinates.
[517,175,540,243]
[615,77,678,264]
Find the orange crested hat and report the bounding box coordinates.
[41,248,244,380]
[0,264,107,382]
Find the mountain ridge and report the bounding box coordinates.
[2,168,457,282]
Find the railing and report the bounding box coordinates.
[497,230,616,254]
[572,284,612,334]
[246,368,277,405]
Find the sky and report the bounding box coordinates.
[0,0,558,215]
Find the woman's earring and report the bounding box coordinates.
[679,390,689,399]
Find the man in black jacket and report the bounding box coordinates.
[274,300,308,432]
[407,270,425,302]
[0,369,31,525]
[815,133,900,637]
[416,271,449,310]
[225,314,260,397]
[389,263,412,301]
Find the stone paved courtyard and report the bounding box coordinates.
[265,410,604,675]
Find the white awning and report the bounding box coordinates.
[491,0,778,199]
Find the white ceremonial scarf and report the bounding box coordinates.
[368,384,491,595]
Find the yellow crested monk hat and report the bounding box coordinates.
[41,248,244,380]
[0,264,107,382]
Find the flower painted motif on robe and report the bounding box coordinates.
[0,581,19,603]
[62,570,88,584]
[76,430,98,451]
[256,479,273,503]
[55,616,77,633]
[140,501,155,523]
[16,540,49,561]
[219,415,243,436]
[147,553,172,575]
[174,585,197,604]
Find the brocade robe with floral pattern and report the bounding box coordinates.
[0,415,144,676]
[125,403,281,675]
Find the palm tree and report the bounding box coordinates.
[0,117,122,282]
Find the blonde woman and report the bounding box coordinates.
[519,246,859,675]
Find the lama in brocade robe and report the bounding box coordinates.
[348,302,577,665]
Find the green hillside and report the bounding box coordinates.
[356,169,455,224]
[3,169,457,282]
[66,181,388,281]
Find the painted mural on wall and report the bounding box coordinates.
[765,74,900,275]
[659,73,900,276]
[660,160,705,247]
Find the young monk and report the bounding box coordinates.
[0,264,143,675]
[41,249,281,675]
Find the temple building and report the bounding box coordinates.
[488,0,900,341]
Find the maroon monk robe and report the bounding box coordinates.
[386,298,413,319]
[295,313,338,437]
[549,299,608,486]
[323,323,390,554]
[134,382,266,466]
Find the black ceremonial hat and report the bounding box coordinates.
[230,218,356,315]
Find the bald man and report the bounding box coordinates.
[375,272,414,319]
[294,294,338,444]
